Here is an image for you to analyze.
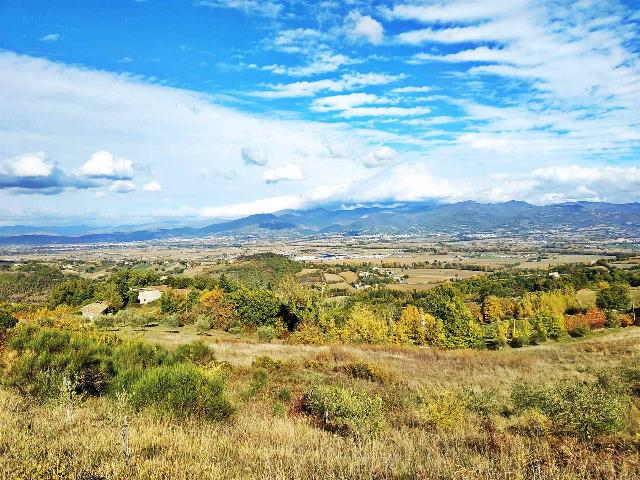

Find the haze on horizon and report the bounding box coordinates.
[0,0,639,226]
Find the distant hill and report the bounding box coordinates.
[1,201,639,245]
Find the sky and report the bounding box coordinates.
[0,0,639,226]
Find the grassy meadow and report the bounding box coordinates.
[1,326,639,480]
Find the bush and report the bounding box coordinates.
[303,384,385,439]
[170,340,216,366]
[0,306,17,329]
[93,315,117,329]
[511,379,630,439]
[256,325,278,343]
[164,314,182,328]
[195,315,212,334]
[247,367,269,397]
[568,322,590,337]
[128,363,233,420]
[252,355,284,371]
[110,339,169,392]
[604,309,622,328]
[508,409,552,437]
[6,324,114,398]
[342,360,393,384]
[416,390,466,430]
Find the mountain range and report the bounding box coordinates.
[1,201,639,245]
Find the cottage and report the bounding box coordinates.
[138,288,164,304]
[81,302,109,320]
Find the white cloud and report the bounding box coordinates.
[193,0,281,17]
[362,146,398,168]
[252,72,405,98]
[339,106,431,118]
[346,12,384,45]
[40,33,60,42]
[110,180,136,193]
[271,28,323,54]
[384,1,526,24]
[142,180,162,192]
[241,146,268,166]
[80,151,134,179]
[311,93,384,112]
[391,86,432,93]
[311,93,430,118]
[263,51,356,77]
[8,152,54,177]
[262,163,304,183]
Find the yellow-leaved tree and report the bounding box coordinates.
[342,304,388,344]
[198,288,236,329]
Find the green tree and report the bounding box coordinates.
[596,284,632,312]
[228,288,281,327]
[94,282,124,309]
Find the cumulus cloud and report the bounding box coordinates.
[80,151,134,179]
[262,163,304,183]
[362,146,398,168]
[0,152,95,194]
[7,152,54,177]
[142,180,162,192]
[346,12,384,45]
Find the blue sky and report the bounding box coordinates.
[0,0,639,225]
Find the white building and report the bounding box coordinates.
[138,288,163,304]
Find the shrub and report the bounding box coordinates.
[252,355,284,371]
[110,340,168,392]
[511,379,630,439]
[128,363,233,420]
[604,309,622,328]
[510,335,529,348]
[195,315,212,334]
[6,324,114,398]
[508,409,552,437]
[342,359,393,384]
[170,340,216,366]
[93,314,117,329]
[0,306,17,329]
[416,390,466,430]
[245,367,268,398]
[164,314,183,328]
[303,384,385,439]
[568,322,590,338]
[256,324,278,343]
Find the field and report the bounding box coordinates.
[387,268,486,292]
[1,327,639,480]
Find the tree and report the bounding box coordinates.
[342,304,388,344]
[596,284,632,312]
[228,288,281,327]
[47,279,94,308]
[198,288,235,329]
[94,282,124,309]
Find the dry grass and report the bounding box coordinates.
[2,327,639,479]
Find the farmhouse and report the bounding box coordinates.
[138,287,165,304]
[81,302,109,320]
